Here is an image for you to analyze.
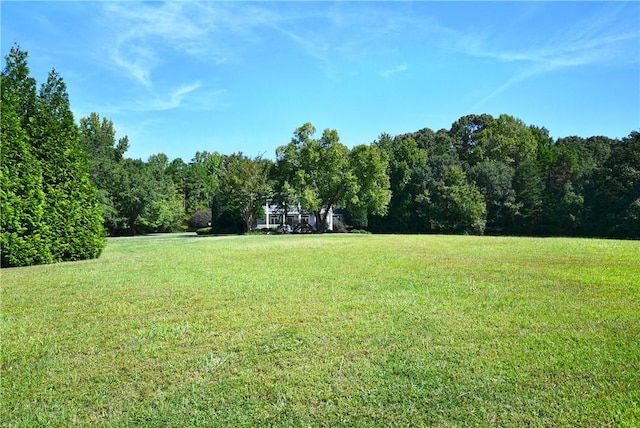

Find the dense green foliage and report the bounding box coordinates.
[275,123,391,232]
[2,234,638,425]
[169,151,224,221]
[79,115,184,236]
[219,153,271,233]
[188,209,212,231]
[370,114,639,238]
[1,46,105,267]
[78,112,129,232]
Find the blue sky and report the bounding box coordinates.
[2,1,639,161]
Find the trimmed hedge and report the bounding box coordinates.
[188,209,212,231]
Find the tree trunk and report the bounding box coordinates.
[315,210,325,233]
[242,207,252,234]
[244,218,251,233]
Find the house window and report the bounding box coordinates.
[270,215,281,225]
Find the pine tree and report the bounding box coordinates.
[79,112,130,235]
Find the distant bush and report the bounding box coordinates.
[210,222,241,235]
[350,229,371,234]
[293,222,313,234]
[331,219,348,233]
[188,209,212,231]
[346,210,368,228]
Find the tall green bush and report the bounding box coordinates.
[188,209,212,230]
[1,45,105,267]
[0,78,51,266]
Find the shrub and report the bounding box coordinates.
[188,209,212,231]
[331,218,349,233]
[210,222,241,235]
[195,227,213,236]
[293,222,313,234]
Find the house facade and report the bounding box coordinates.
[254,203,345,231]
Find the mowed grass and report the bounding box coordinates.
[1,234,639,427]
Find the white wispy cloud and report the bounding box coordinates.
[279,28,332,65]
[100,2,418,85]
[460,3,639,109]
[274,3,418,76]
[100,2,280,86]
[93,1,637,115]
[95,2,278,114]
[143,82,202,111]
[381,63,408,78]
[103,3,217,86]
[110,44,157,88]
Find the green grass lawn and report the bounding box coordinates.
[1,233,639,426]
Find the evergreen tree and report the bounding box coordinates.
[33,70,105,261]
[0,57,51,266]
[79,112,129,234]
[1,46,105,266]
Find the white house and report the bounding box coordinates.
[254,203,345,231]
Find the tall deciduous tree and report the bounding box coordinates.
[417,160,487,235]
[475,114,538,167]
[109,155,183,235]
[371,132,430,233]
[591,131,640,238]
[449,113,494,166]
[188,151,224,218]
[144,154,184,233]
[277,123,390,232]
[219,153,271,233]
[166,157,189,212]
[468,161,517,234]
[346,144,391,224]
[272,143,300,229]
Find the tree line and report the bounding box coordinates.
[2,46,638,267]
[80,110,639,241]
[370,115,639,239]
[78,116,391,236]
